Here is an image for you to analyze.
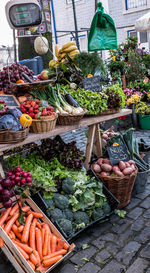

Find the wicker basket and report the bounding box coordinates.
[95,167,138,209]
[57,109,88,125]
[30,114,58,133]
[0,127,29,144]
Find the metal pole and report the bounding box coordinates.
[71,0,80,51]
[95,0,97,11]
[13,29,17,63]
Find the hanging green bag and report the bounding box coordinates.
[88,2,118,51]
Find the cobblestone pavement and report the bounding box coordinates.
[0,127,150,273]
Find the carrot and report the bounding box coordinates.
[13,240,33,254]
[17,206,30,213]
[29,253,39,267]
[56,239,64,251]
[0,208,11,226]
[41,227,45,247]
[15,219,20,227]
[10,202,20,216]
[21,214,33,243]
[43,230,49,256]
[28,260,35,271]
[43,224,51,235]
[18,225,24,233]
[36,265,49,271]
[42,255,63,267]
[26,212,43,218]
[4,213,19,234]
[63,242,69,250]
[12,224,22,240]
[36,221,41,229]
[42,249,67,261]
[14,244,29,260]
[34,250,41,266]
[51,235,57,253]
[35,228,43,259]
[47,234,51,255]
[29,218,37,250]
[9,231,16,240]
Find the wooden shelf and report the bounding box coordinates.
[0,109,132,153]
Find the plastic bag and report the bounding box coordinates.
[88,2,118,51]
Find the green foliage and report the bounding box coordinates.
[135,101,150,115]
[126,49,146,84]
[107,60,126,75]
[142,53,150,69]
[74,51,106,77]
[105,84,126,109]
[60,84,108,115]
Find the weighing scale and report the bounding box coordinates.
[5,0,42,29]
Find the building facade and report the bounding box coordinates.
[108,0,150,50]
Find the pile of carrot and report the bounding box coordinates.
[0,202,70,272]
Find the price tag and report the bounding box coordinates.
[82,76,102,93]
[107,144,130,165]
[0,95,20,108]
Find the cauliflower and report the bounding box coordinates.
[53,193,69,210]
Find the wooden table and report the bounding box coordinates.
[0,109,132,171]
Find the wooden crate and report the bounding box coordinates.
[0,197,75,273]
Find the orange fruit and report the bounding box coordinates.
[16,79,25,84]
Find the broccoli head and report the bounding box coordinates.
[62,178,75,194]
[63,209,74,221]
[43,197,54,210]
[53,193,69,210]
[102,202,111,215]
[49,208,63,222]
[57,218,73,237]
[91,208,104,221]
[74,211,90,226]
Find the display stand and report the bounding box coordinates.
[0,109,132,171]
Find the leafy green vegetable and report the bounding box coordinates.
[82,244,90,250]
[114,210,126,218]
[53,193,69,210]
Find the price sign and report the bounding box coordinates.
[0,95,20,108]
[107,144,130,165]
[82,76,102,93]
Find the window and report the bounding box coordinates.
[125,0,147,10]
[127,29,137,38]
[140,32,148,43]
[66,0,82,4]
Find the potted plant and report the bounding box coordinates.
[135,101,150,130]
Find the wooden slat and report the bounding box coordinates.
[94,123,102,158]
[0,109,132,153]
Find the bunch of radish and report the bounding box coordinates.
[92,158,136,177]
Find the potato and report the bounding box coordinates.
[125,162,130,168]
[102,134,108,140]
[123,167,133,175]
[100,172,110,176]
[103,158,111,164]
[119,161,126,170]
[115,170,124,177]
[128,160,135,165]
[113,165,120,173]
[97,158,103,166]
[92,164,101,173]
[130,164,135,171]
[101,163,112,172]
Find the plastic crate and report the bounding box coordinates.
[32,169,119,241]
[139,114,150,130]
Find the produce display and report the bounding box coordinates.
[60,84,108,115]
[44,173,111,238]
[0,63,34,93]
[101,126,117,144]
[0,200,70,271]
[20,98,55,119]
[41,136,85,170]
[0,168,32,208]
[92,158,136,177]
